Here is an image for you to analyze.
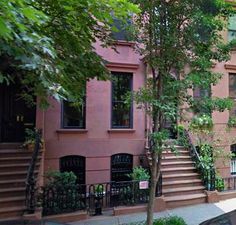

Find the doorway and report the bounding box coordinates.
[0,83,36,142]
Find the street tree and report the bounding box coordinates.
[132,1,235,224]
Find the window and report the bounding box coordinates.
[111,18,132,41]
[111,154,133,182]
[193,86,211,115]
[229,73,236,117]
[62,100,86,129]
[228,15,236,42]
[228,15,236,41]
[231,144,236,175]
[60,155,86,184]
[111,72,133,128]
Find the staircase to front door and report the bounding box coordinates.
[0,143,41,221]
[162,145,206,208]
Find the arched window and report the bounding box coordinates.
[60,155,86,184]
[111,154,133,182]
[231,144,236,175]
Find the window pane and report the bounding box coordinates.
[228,15,236,41]
[63,101,85,128]
[111,18,132,41]
[112,102,131,128]
[112,72,132,128]
[229,100,236,117]
[228,30,236,42]
[229,74,236,98]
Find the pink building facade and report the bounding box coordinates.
[40,41,147,185]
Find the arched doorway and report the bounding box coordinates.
[60,155,86,185]
[111,153,133,182]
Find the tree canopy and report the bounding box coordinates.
[0,0,138,106]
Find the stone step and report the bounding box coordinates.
[0,179,26,189]
[0,156,41,165]
[0,170,38,180]
[0,206,26,219]
[162,155,192,162]
[165,193,206,208]
[0,163,39,172]
[0,143,22,150]
[0,187,25,198]
[0,196,25,208]
[162,167,196,175]
[163,186,205,197]
[163,173,200,182]
[163,179,203,189]
[162,150,190,157]
[0,150,34,157]
[162,161,195,168]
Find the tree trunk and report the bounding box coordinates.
[146,153,158,225]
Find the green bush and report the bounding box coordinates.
[128,166,150,181]
[153,216,187,225]
[45,170,77,188]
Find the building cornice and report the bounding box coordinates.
[106,62,139,70]
[224,64,236,70]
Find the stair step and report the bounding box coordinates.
[0,187,25,198]
[165,193,206,208]
[163,173,200,181]
[0,179,26,188]
[162,167,196,175]
[0,196,25,208]
[0,156,40,164]
[163,186,205,197]
[0,163,39,172]
[162,156,192,162]
[162,150,190,156]
[163,179,203,188]
[0,170,38,180]
[0,143,22,149]
[0,206,26,219]
[162,161,194,168]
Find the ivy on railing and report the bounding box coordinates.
[25,129,42,213]
[183,129,216,191]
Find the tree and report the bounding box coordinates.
[132,1,235,224]
[0,0,139,106]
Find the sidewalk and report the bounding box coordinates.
[69,198,236,225]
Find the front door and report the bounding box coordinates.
[0,83,36,142]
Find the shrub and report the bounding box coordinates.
[44,170,77,188]
[153,216,187,225]
[128,166,150,181]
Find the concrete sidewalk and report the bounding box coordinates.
[69,198,236,225]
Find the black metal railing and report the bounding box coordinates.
[219,177,236,192]
[25,129,42,213]
[41,180,150,216]
[183,129,216,191]
[156,172,162,197]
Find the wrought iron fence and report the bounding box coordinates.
[220,177,236,191]
[41,180,151,216]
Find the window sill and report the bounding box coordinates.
[56,129,88,134]
[107,129,135,133]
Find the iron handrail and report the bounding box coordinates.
[25,129,42,213]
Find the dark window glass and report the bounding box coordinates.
[112,72,132,128]
[228,15,236,42]
[62,100,85,128]
[60,155,86,185]
[111,154,133,182]
[111,18,132,41]
[193,86,211,115]
[229,74,236,117]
